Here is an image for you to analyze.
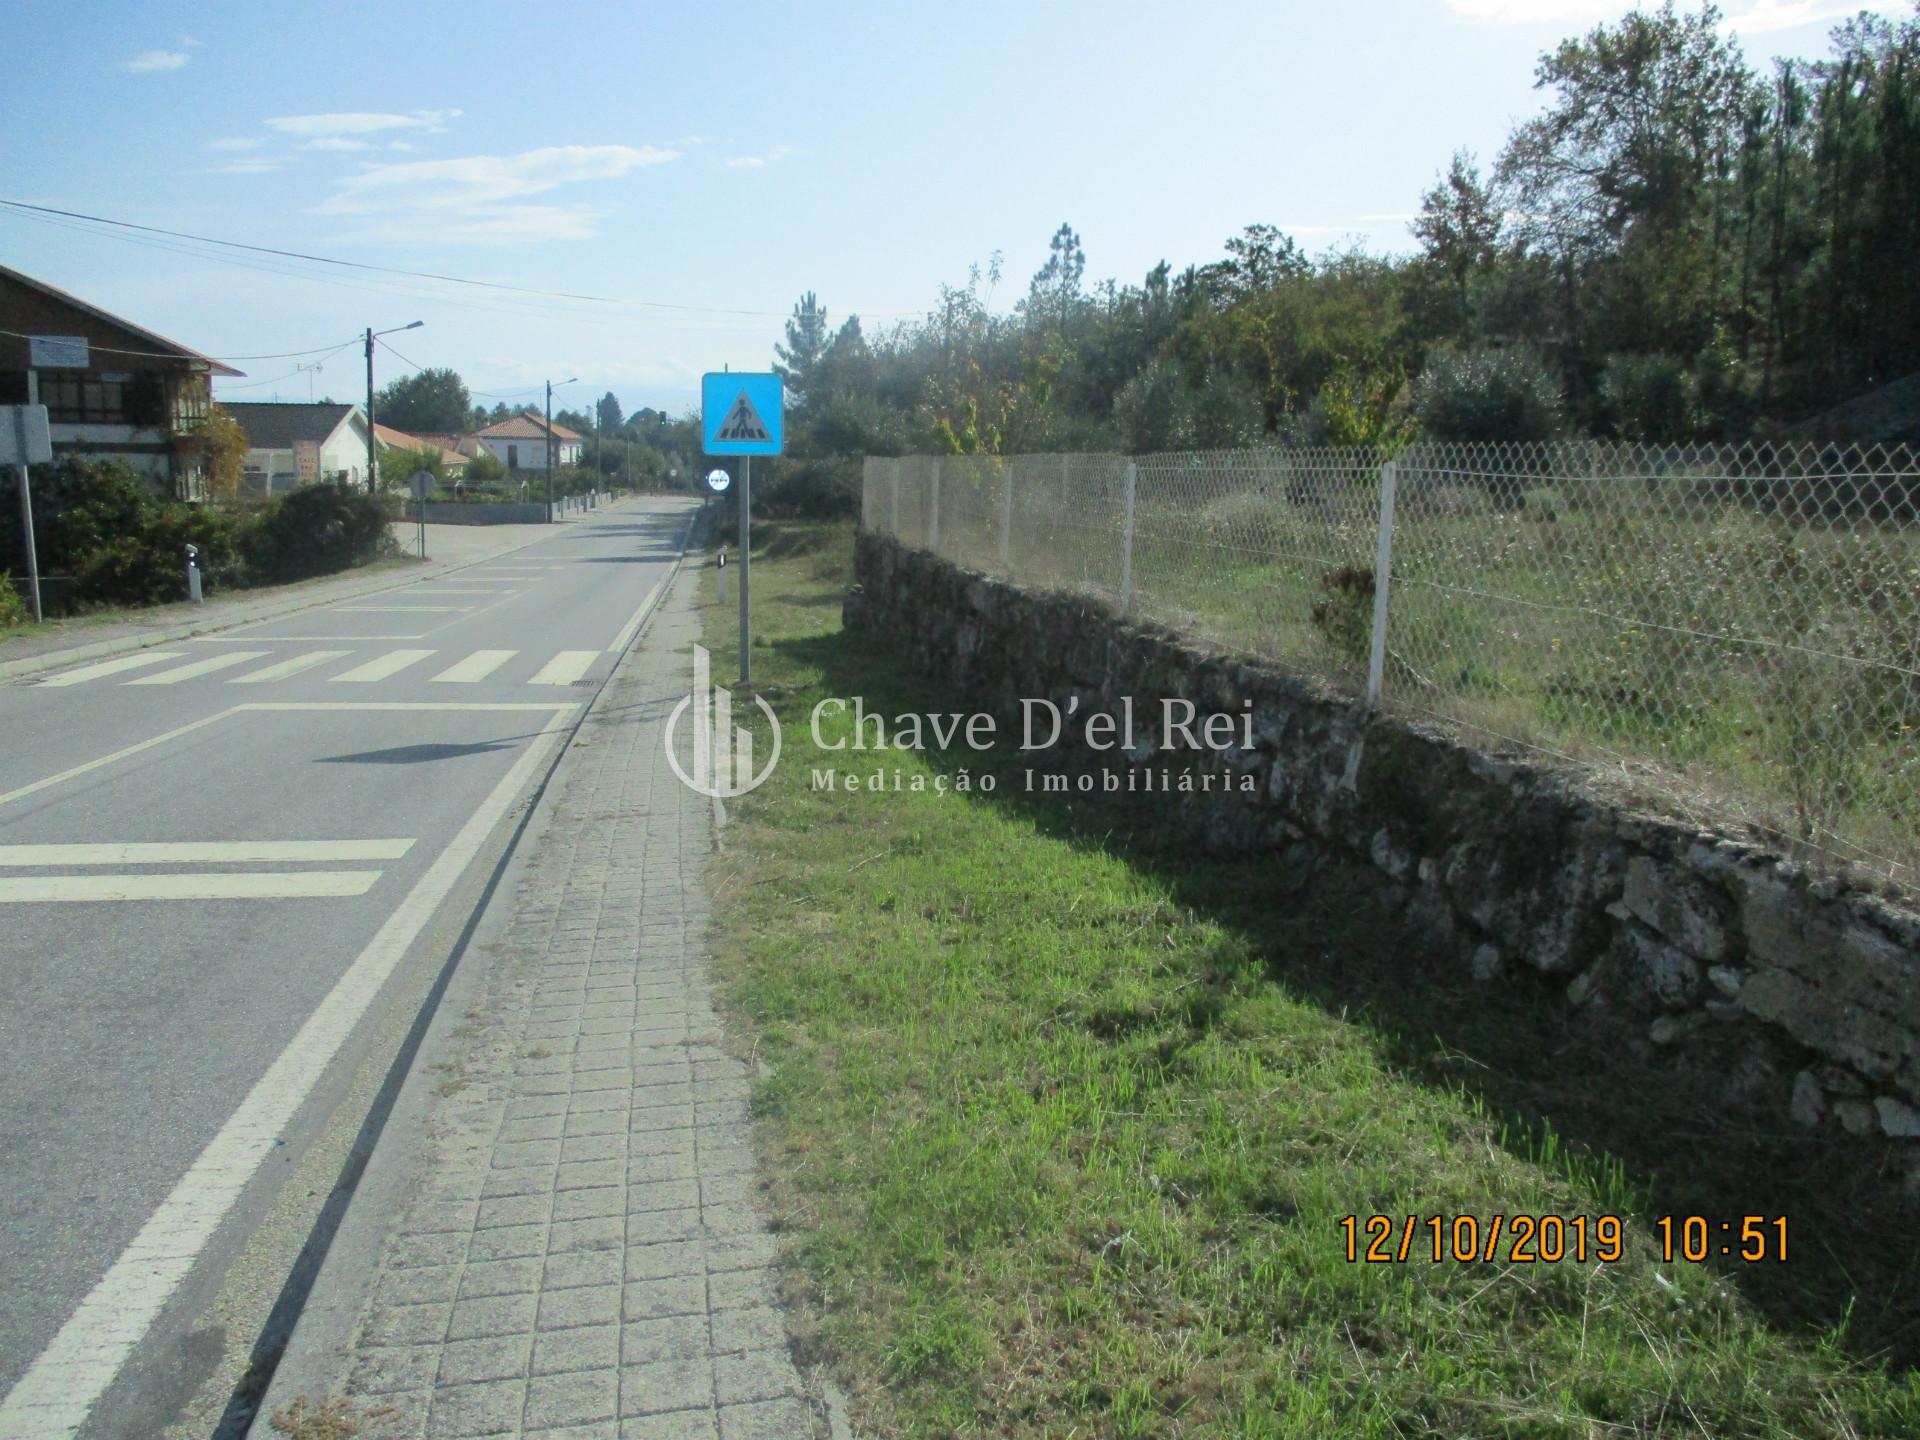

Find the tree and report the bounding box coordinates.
[373,368,473,434]
[595,391,623,433]
[774,292,830,405]
[1496,2,1751,360]
[196,405,250,502]
[1413,152,1501,323]
[1215,224,1309,301]
[1027,223,1086,333]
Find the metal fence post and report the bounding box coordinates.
[928,455,941,555]
[1365,458,1399,711]
[998,458,1013,572]
[1120,458,1137,613]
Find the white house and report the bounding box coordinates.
[470,411,583,473]
[224,401,372,493]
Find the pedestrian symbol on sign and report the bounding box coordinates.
[715,391,770,444]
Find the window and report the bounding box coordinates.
[40,374,127,424]
[507,444,519,469]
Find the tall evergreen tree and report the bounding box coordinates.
[775,292,830,404]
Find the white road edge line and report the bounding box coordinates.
[608,581,663,653]
[0,871,384,902]
[0,703,578,1438]
[0,840,415,866]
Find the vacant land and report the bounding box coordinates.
[903,453,1920,891]
[702,520,1919,1438]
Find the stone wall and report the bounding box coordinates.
[413,502,551,525]
[846,533,1920,1195]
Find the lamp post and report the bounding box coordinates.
[364,321,424,493]
[545,376,576,522]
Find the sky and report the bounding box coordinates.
[0,0,1874,420]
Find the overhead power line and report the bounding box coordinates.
[0,324,361,363]
[0,198,790,319]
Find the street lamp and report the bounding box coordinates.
[364,321,424,493]
[545,376,576,522]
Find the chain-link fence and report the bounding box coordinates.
[864,444,1920,891]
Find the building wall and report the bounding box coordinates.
[1,274,214,495]
[476,434,582,472]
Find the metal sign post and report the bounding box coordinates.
[701,373,783,686]
[2,406,52,623]
[739,457,751,683]
[409,470,434,560]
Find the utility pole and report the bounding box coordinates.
[544,376,575,522]
[363,321,424,493]
[364,327,375,493]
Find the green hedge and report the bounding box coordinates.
[0,459,396,612]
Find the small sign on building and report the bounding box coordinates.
[27,336,90,369]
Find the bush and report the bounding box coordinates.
[0,573,27,629]
[242,483,395,583]
[754,456,860,519]
[0,458,241,606]
[1113,357,1264,454]
[1601,353,1701,443]
[1410,344,1564,442]
[464,451,508,484]
[73,504,245,605]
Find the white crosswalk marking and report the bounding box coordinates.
[329,650,435,683]
[0,872,382,902]
[528,651,599,686]
[0,840,414,865]
[127,652,272,686]
[431,650,516,683]
[37,652,186,687]
[229,650,351,684]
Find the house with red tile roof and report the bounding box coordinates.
[469,411,582,474]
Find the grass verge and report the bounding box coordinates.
[702,519,1920,1438]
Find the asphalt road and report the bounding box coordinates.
[0,495,699,1438]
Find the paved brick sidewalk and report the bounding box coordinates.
[283,568,828,1438]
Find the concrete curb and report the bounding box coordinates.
[0,501,631,684]
[242,505,697,1436]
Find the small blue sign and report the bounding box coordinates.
[702,372,784,456]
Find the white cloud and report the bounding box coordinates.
[1445,0,1860,30]
[302,137,374,152]
[266,108,461,139]
[1729,0,1860,34]
[207,136,266,152]
[723,145,798,170]
[124,49,191,73]
[313,143,681,244]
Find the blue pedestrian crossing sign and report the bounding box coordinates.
[702,372,784,456]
